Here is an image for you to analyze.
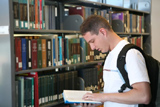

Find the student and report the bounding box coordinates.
[79,15,151,107]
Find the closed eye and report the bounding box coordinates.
[89,39,95,43]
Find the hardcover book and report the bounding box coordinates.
[63,90,102,104]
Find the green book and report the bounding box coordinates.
[16,76,24,107]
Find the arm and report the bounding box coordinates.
[83,81,151,104]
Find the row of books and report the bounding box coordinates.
[15,65,104,107]
[15,70,78,107]
[122,36,143,49]
[38,71,78,106]
[14,35,106,71]
[77,65,104,91]
[13,0,146,32]
[13,0,45,29]
[67,6,145,33]
[78,67,99,91]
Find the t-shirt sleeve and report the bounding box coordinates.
[125,49,150,86]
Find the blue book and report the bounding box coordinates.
[21,38,27,70]
[80,38,86,63]
[58,36,62,65]
[63,90,102,104]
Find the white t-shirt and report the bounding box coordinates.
[103,40,150,107]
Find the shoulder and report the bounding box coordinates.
[126,48,145,61]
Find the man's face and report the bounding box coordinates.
[83,31,109,53]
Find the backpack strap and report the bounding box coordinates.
[117,44,144,93]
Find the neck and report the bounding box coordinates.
[108,31,123,51]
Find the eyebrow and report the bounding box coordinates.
[88,39,94,43]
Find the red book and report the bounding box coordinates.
[136,37,141,48]
[69,6,85,19]
[31,39,38,69]
[15,38,22,71]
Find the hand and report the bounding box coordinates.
[82,93,105,102]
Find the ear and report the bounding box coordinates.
[99,28,107,37]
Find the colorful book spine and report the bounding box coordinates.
[39,0,42,29]
[15,37,22,71]
[37,39,42,68]
[42,0,45,29]
[58,36,62,65]
[31,39,38,69]
[41,39,47,68]
[21,38,27,70]
[35,0,38,29]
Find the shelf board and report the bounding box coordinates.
[14,29,80,34]
[52,0,150,14]
[15,60,104,75]
[116,32,150,35]
[40,100,64,107]
[14,29,150,36]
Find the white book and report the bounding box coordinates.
[63,90,102,104]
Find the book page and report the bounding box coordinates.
[63,90,101,104]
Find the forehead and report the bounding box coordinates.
[83,32,96,43]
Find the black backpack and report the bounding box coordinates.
[117,44,159,107]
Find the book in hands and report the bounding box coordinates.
[62,90,102,104]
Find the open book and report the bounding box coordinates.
[62,90,102,104]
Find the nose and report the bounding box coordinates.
[89,43,95,50]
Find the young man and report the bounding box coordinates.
[80,15,151,107]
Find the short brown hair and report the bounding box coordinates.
[80,15,112,35]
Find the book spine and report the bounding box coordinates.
[31,0,35,29]
[21,38,27,70]
[15,38,22,71]
[23,0,28,29]
[55,35,59,66]
[39,0,42,29]
[26,39,32,69]
[35,0,38,29]
[31,39,38,69]
[52,38,56,66]
[58,36,62,65]
[37,39,42,68]
[46,39,52,67]
[42,0,45,29]
[19,0,24,29]
[41,39,47,68]
[13,0,19,28]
